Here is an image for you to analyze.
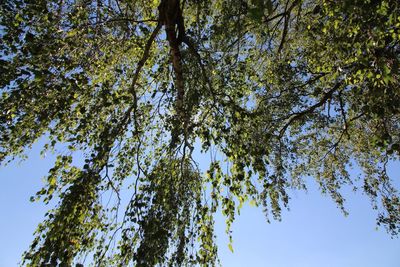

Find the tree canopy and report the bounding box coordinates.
[1,0,400,265]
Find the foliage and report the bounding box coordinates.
[1,0,400,265]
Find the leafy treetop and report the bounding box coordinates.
[1,0,400,266]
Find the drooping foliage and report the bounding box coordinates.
[1,0,399,265]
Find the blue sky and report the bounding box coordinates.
[0,140,399,266]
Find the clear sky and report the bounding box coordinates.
[0,139,399,266]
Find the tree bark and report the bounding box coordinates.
[160,0,186,125]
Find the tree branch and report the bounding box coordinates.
[279,82,341,138]
[127,21,162,131]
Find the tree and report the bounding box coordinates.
[1,0,399,265]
